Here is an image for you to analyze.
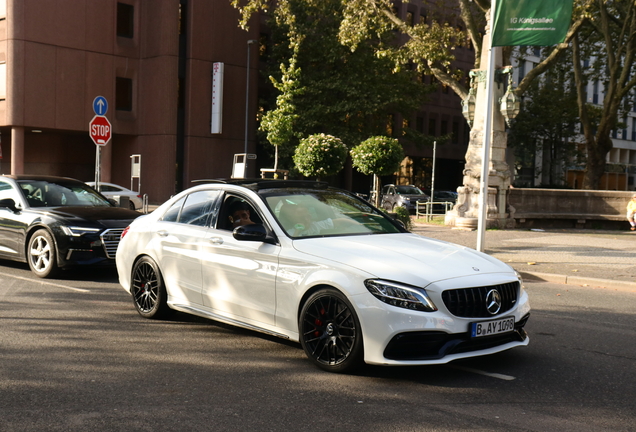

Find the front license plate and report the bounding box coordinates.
[471,317,515,338]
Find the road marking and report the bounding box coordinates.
[448,365,516,381]
[0,273,90,293]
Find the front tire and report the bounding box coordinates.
[27,229,58,278]
[131,256,170,319]
[299,288,364,373]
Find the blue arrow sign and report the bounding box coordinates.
[93,96,108,116]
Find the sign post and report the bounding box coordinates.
[90,96,111,192]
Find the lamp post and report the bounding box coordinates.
[244,39,257,155]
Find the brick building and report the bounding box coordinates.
[0,0,470,203]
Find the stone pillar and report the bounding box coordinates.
[445,14,513,230]
[11,126,24,175]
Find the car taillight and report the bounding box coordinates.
[121,225,131,239]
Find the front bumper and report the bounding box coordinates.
[353,275,531,366]
[56,228,125,268]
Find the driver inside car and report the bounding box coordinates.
[228,201,256,229]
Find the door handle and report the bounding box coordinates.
[209,237,224,245]
[156,230,168,237]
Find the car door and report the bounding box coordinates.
[154,189,221,306]
[200,194,279,327]
[0,180,31,259]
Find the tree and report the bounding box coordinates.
[350,136,404,206]
[508,50,581,187]
[293,134,349,179]
[232,0,433,173]
[571,0,636,189]
[337,0,586,102]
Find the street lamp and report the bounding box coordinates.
[244,39,257,155]
[499,86,521,127]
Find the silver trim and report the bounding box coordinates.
[169,303,290,340]
[100,228,124,259]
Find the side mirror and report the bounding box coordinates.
[0,198,18,213]
[233,224,277,245]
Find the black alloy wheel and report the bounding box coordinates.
[131,256,170,319]
[299,288,363,373]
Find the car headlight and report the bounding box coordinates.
[365,279,437,312]
[61,226,102,237]
[515,270,525,291]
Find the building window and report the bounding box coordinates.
[117,3,134,38]
[402,118,410,136]
[428,118,436,136]
[386,114,395,137]
[116,77,133,111]
[0,62,5,100]
[518,61,526,81]
[406,11,414,26]
[416,116,424,133]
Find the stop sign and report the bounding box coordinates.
[89,115,112,145]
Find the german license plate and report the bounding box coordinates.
[471,317,515,338]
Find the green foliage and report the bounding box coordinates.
[232,0,431,171]
[293,134,348,178]
[393,206,412,230]
[508,53,581,187]
[350,136,404,176]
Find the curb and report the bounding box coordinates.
[519,271,636,292]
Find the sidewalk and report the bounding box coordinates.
[411,221,636,291]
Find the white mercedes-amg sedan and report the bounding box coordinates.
[116,179,530,373]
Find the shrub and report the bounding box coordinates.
[393,206,412,230]
[350,136,404,176]
[293,134,348,178]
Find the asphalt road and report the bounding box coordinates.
[0,263,635,432]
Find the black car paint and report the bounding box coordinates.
[0,175,140,270]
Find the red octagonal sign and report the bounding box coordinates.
[89,115,112,145]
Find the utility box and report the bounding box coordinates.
[231,153,257,179]
[112,195,131,209]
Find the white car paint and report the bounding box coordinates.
[116,182,530,370]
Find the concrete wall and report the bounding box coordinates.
[509,188,633,229]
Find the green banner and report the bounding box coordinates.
[492,0,573,47]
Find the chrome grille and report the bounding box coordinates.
[101,228,125,259]
[441,281,519,318]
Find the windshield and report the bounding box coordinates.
[261,188,402,238]
[396,186,424,195]
[18,179,113,208]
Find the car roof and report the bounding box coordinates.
[191,178,331,192]
[1,174,86,184]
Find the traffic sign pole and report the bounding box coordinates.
[90,97,110,192]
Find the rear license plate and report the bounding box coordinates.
[471,317,515,338]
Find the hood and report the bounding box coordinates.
[291,233,514,287]
[42,206,141,228]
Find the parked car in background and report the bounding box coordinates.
[380,184,429,213]
[116,179,530,373]
[425,190,458,213]
[0,175,141,278]
[86,181,142,210]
